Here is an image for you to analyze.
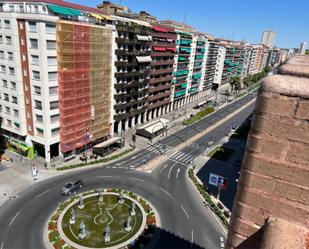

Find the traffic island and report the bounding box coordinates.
[45,189,158,249]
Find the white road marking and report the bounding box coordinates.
[159,187,173,197]
[9,212,19,226]
[221,242,225,248]
[1,242,3,249]
[220,236,224,242]
[176,168,180,178]
[181,205,189,219]
[159,164,168,173]
[167,163,176,179]
[191,230,194,247]
[35,189,50,198]
[96,175,112,178]
[129,177,144,182]
[131,156,136,159]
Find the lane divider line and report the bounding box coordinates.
[159,187,173,197]
[9,211,19,226]
[181,205,189,219]
[35,189,50,199]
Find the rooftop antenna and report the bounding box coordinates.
[183,13,186,24]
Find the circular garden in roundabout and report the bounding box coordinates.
[46,189,158,249]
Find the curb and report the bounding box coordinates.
[185,166,228,235]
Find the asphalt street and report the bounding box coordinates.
[0,92,257,249]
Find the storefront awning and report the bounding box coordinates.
[94,137,122,149]
[136,56,152,63]
[166,47,176,52]
[90,13,105,20]
[136,34,150,41]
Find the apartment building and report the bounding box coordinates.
[147,24,176,120]
[204,39,226,90]
[0,1,114,161]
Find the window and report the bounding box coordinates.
[48,72,57,81]
[0,35,2,43]
[23,68,28,77]
[49,86,58,95]
[46,40,56,50]
[7,52,13,61]
[34,100,42,110]
[36,127,44,136]
[28,125,32,132]
[31,55,39,65]
[50,114,59,123]
[4,20,10,29]
[22,53,26,61]
[35,114,43,123]
[7,119,12,127]
[32,70,40,80]
[11,96,17,104]
[8,67,15,75]
[47,56,57,66]
[0,105,2,112]
[1,65,5,73]
[10,81,16,90]
[13,109,18,117]
[0,51,4,59]
[28,22,37,32]
[9,5,14,12]
[30,39,38,49]
[34,86,41,95]
[20,37,25,46]
[45,23,56,34]
[50,101,58,110]
[2,79,7,88]
[5,106,10,114]
[4,93,9,101]
[6,36,12,45]
[51,127,60,136]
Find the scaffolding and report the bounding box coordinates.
[57,20,113,153]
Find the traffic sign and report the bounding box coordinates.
[209,173,219,186]
[218,176,228,189]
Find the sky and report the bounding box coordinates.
[73,0,308,49]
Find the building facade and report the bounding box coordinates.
[261,30,276,49]
[299,41,307,55]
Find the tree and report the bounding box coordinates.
[230,76,241,93]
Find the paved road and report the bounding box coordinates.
[0,92,256,249]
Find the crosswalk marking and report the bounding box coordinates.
[145,144,173,154]
[169,151,194,164]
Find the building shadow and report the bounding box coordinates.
[196,117,252,211]
[130,226,205,249]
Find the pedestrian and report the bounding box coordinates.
[10,158,13,163]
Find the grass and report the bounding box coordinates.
[57,149,134,171]
[188,168,229,227]
[207,146,234,161]
[62,195,143,248]
[183,107,215,125]
[231,125,251,141]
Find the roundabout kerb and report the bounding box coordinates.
[45,189,158,249]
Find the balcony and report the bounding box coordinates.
[151,59,174,66]
[149,75,173,84]
[152,32,176,40]
[148,98,171,109]
[148,91,171,102]
[116,37,151,45]
[148,84,171,93]
[150,68,173,76]
[115,50,151,57]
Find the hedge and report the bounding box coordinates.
[56,149,134,171]
[188,168,229,227]
[183,107,215,125]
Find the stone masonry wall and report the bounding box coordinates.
[225,55,309,249]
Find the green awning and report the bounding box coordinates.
[48,5,83,16]
[195,55,204,60]
[193,73,201,79]
[180,47,191,53]
[181,83,187,89]
[19,144,29,152]
[178,56,187,62]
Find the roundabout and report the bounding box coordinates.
[46,189,157,249]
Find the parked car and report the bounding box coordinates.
[231,124,237,130]
[60,179,83,195]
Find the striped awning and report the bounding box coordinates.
[136,34,150,41]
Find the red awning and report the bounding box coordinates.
[75,142,84,148]
[166,47,176,52]
[152,26,168,33]
[153,46,167,51]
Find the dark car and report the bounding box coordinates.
[60,179,83,195]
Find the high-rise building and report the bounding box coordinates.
[261,30,276,49]
[299,41,307,54]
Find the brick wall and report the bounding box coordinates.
[225,55,309,249]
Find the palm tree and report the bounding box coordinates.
[230,76,241,93]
